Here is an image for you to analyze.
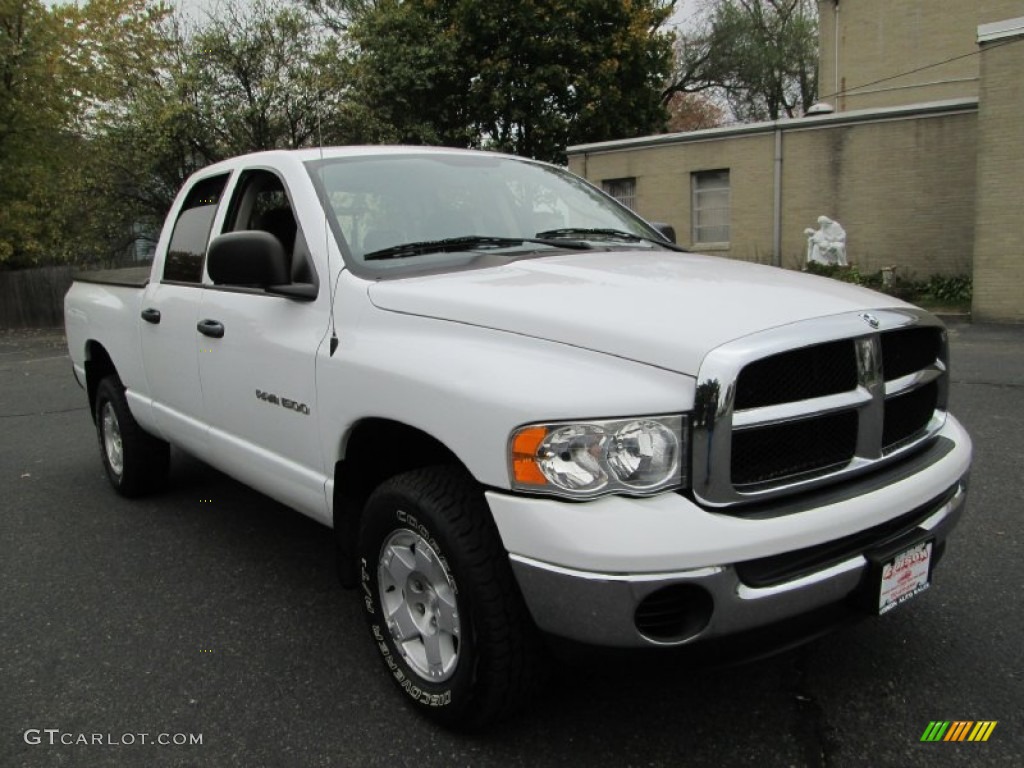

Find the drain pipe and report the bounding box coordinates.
[772,126,783,267]
[834,0,841,107]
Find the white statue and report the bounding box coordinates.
[804,216,847,266]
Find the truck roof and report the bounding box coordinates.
[197,145,526,175]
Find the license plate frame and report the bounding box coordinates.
[869,538,935,616]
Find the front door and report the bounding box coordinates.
[196,167,330,521]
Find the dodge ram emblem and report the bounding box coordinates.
[861,312,880,329]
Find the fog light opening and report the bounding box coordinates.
[634,584,713,643]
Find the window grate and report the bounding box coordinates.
[601,178,637,211]
[692,169,730,244]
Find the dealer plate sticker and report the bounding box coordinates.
[879,541,932,615]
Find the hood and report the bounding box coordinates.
[367,251,910,375]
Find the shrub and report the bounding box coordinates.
[923,274,972,304]
[800,263,972,305]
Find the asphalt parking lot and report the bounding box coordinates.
[1,322,1021,767]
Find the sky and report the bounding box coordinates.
[177,0,705,32]
[46,0,703,33]
[79,0,704,30]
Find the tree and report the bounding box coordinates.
[665,0,817,122]
[187,1,351,155]
[0,0,67,265]
[665,91,726,132]
[1,0,371,268]
[0,0,171,268]
[91,0,357,256]
[346,0,676,162]
[299,0,377,32]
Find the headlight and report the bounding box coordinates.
[510,415,688,498]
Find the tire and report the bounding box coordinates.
[94,376,170,497]
[358,466,544,728]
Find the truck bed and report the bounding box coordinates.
[72,266,151,288]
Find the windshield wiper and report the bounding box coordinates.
[536,227,640,241]
[535,227,687,251]
[364,235,592,261]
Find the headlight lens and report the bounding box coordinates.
[537,424,609,493]
[510,415,687,498]
[607,419,680,490]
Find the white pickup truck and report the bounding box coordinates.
[65,147,971,727]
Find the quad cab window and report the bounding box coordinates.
[163,174,229,284]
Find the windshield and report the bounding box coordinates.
[305,152,669,277]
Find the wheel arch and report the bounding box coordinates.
[84,341,118,422]
[332,417,470,587]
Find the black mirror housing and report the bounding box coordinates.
[207,231,289,287]
[651,222,677,244]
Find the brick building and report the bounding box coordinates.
[566,1,1023,322]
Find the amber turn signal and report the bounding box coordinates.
[511,426,549,485]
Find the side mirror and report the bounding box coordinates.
[651,222,677,244]
[207,231,289,287]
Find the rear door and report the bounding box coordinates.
[140,173,230,455]
[196,166,331,520]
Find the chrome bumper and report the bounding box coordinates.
[509,479,968,648]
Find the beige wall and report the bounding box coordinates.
[569,134,776,261]
[570,108,977,277]
[817,0,1023,111]
[780,112,977,274]
[972,30,1024,322]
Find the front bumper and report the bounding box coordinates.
[486,416,971,648]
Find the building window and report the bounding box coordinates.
[602,178,636,211]
[692,170,730,244]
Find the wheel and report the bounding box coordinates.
[94,376,170,497]
[358,466,544,728]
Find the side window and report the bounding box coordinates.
[163,174,229,283]
[223,170,315,285]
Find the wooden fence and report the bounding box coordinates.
[0,266,78,328]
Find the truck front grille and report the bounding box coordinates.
[735,339,858,409]
[881,326,943,381]
[883,380,939,453]
[731,410,858,488]
[693,310,948,507]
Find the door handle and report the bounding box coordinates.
[197,319,225,339]
[141,308,161,324]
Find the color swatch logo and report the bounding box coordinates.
[921,721,997,742]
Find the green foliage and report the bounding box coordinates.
[922,274,972,304]
[347,0,675,162]
[1,0,355,268]
[0,0,173,268]
[802,263,973,306]
[667,0,818,121]
[187,2,350,154]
